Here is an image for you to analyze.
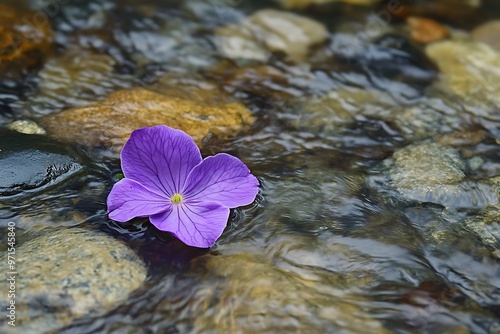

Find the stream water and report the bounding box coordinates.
[1,0,500,333]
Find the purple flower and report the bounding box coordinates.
[107,125,259,248]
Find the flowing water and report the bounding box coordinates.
[1,0,500,333]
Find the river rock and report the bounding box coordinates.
[461,205,500,259]
[472,20,500,51]
[215,9,328,62]
[296,87,398,135]
[40,87,254,154]
[0,4,53,75]
[0,228,147,333]
[387,143,498,208]
[407,16,449,44]
[190,251,390,333]
[0,128,83,197]
[23,52,131,117]
[426,41,500,116]
[8,120,46,135]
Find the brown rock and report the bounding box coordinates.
[391,0,481,26]
[41,88,254,153]
[0,4,53,74]
[407,16,448,43]
[436,130,488,147]
[472,20,500,51]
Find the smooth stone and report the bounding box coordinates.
[297,87,398,135]
[298,85,464,141]
[40,87,254,154]
[472,20,500,51]
[0,4,53,75]
[388,143,498,208]
[407,16,449,43]
[215,9,328,62]
[425,41,500,115]
[0,128,83,197]
[8,120,46,135]
[0,228,147,333]
[461,206,500,259]
[189,252,391,333]
[22,52,131,117]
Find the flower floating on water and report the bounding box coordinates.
[107,125,259,248]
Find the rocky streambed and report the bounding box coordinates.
[0,0,499,333]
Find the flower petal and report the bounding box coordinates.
[107,179,170,222]
[183,153,259,208]
[150,203,230,248]
[121,125,202,197]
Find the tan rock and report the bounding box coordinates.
[407,16,448,43]
[426,41,500,114]
[190,252,391,333]
[8,120,46,135]
[472,20,500,51]
[215,9,328,62]
[0,4,53,74]
[41,87,254,153]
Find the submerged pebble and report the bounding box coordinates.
[40,86,254,154]
[426,40,500,116]
[388,143,498,208]
[215,9,329,62]
[471,20,500,51]
[0,228,147,333]
[20,52,131,116]
[407,16,449,44]
[189,251,390,333]
[461,206,500,258]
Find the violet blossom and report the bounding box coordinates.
[107,125,259,248]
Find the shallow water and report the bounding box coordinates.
[1,0,500,333]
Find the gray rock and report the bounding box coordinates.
[461,206,500,258]
[388,143,498,208]
[0,228,147,333]
[0,129,84,197]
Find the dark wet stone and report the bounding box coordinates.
[0,128,83,197]
[0,228,147,333]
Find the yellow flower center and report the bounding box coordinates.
[171,193,183,204]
